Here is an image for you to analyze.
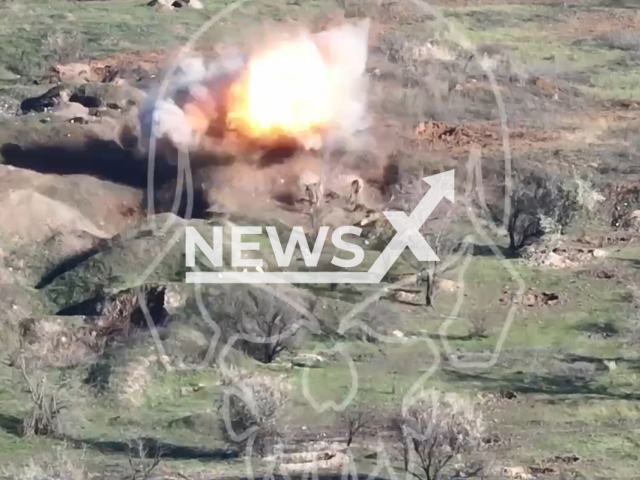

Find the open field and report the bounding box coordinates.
[1,0,640,479]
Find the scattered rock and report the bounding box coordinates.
[592,248,608,258]
[292,353,326,368]
[520,291,560,308]
[521,243,603,269]
[500,466,532,479]
[438,278,460,292]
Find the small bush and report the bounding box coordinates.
[394,391,485,480]
[494,171,578,251]
[0,447,88,480]
[219,369,290,456]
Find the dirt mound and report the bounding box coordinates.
[53,52,164,85]
[414,120,556,150]
[0,166,142,286]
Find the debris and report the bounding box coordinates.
[521,243,605,269]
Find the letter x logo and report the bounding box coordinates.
[368,170,454,277]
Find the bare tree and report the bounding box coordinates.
[499,172,578,252]
[341,404,374,447]
[209,287,305,364]
[394,392,485,480]
[219,369,290,457]
[126,438,162,480]
[17,356,65,439]
[233,288,304,363]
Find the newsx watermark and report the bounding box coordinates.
[185,170,454,284]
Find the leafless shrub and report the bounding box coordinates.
[496,172,578,252]
[468,312,488,339]
[219,369,290,456]
[215,287,305,364]
[0,446,89,480]
[126,437,162,480]
[341,404,374,447]
[394,392,486,480]
[550,361,597,384]
[17,356,65,439]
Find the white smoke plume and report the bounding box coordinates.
[138,19,371,158]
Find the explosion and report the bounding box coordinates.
[225,36,333,146]
[139,19,370,156]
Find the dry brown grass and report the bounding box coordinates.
[17,356,65,439]
[0,446,89,480]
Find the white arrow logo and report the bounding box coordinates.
[186,170,454,284]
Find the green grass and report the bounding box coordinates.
[2,0,640,477]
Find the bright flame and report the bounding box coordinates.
[226,36,333,143]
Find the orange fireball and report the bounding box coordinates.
[225,36,333,145]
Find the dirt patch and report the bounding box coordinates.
[414,119,557,150]
[53,51,165,84]
[545,11,640,39]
